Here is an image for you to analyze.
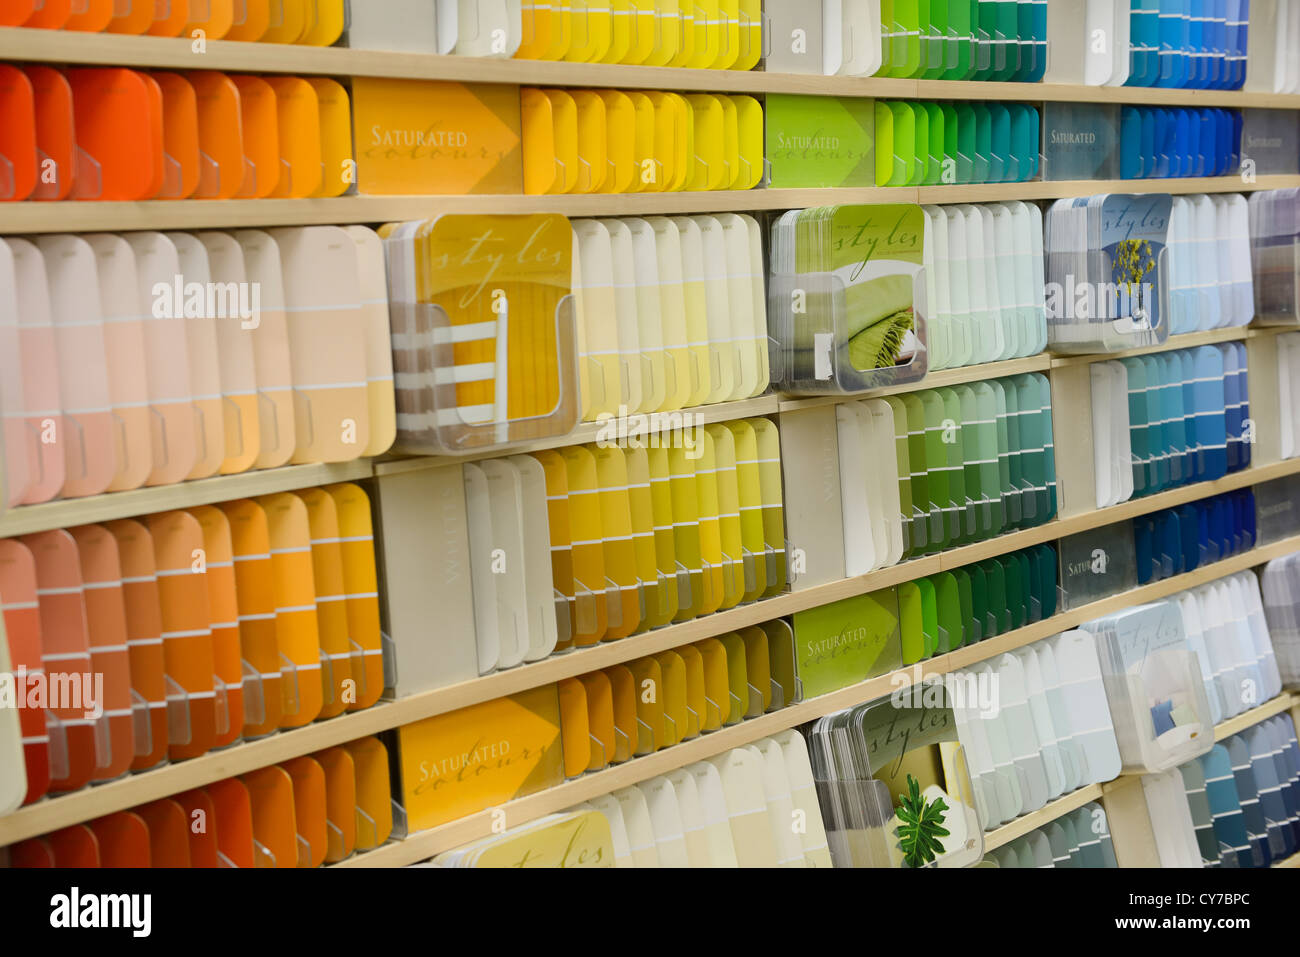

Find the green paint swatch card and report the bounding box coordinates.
[765,94,876,188]
[792,589,903,698]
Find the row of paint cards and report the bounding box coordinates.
[0,227,394,510]
[764,98,1040,188]
[781,374,1057,588]
[455,421,786,675]
[522,89,763,195]
[1044,0,1250,88]
[1089,343,1249,509]
[420,733,828,868]
[1149,716,1300,867]
[573,214,769,420]
[1043,192,1172,354]
[0,0,346,43]
[808,693,984,867]
[0,484,382,816]
[1118,106,1243,179]
[350,80,760,197]
[1131,488,1257,586]
[0,65,351,202]
[1167,194,1254,333]
[1261,548,1300,685]
[0,737,393,868]
[351,0,763,68]
[1248,188,1300,325]
[768,204,929,394]
[791,542,1059,699]
[765,0,1047,80]
[552,624,798,777]
[984,802,1118,867]
[952,631,1122,829]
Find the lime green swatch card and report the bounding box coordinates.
[765,94,875,188]
[792,589,903,698]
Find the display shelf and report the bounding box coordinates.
[1,26,1298,109]
[2,177,1298,235]
[982,784,1106,853]
[1212,692,1298,742]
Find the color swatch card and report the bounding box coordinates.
[985,802,1118,867]
[1167,194,1255,333]
[1089,343,1250,509]
[769,204,929,395]
[780,373,1057,589]
[0,0,345,43]
[1260,547,1300,685]
[1130,488,1256,586]
[1243,0,1300,93]
[807,693,983,868]
[764,0,1046,80]
[1118,106,1241,179]
[1248,188,1300,326]
[572,214,770,422]
[348,1,763,69]
[382,213,579,454]
[1044,193,1172,353]
[1045,0,1250,88]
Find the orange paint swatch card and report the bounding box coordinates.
[68,69,162,201]
[104,519,169,772]
[265,76,322,198]
[153,72,201,200]
[282,755,328,867]
[68,524,136,783]
[557,676,592,778]
[308,77,353,198]
[7,838,55,867]
[38,235,116,498]
[64,0,114,31]
[261,0,307,42]
[187,72,245,200]
[188,506,245,749]
[25,66,73,201]
[218,499,284,738]
[174,788,220,867]
[326,483,383,711]
[397,686,563,832]
[205,777,256,868]
[345,736,393,850]
[352,78,522,195]
[106,0,155,33]
[85,234,152,493]
[225,0,270,40]
[296,488,351,719]
[5,239,63,503]
[22,0,69,30]
[48,825,101,867]
[255,492,323,728]
[147,0,189,35]
[22,529,96,793]
[603,664,637,763]
[317,745,357,862]
[242,764,300,867]
[137,798,192,868]
[0,540,49,804]
[145,510,217,762]
[0,1,35,26]
[90,811,151,868]
[230,75,280,198]
[578,671,616,771]
[185,0,233,37]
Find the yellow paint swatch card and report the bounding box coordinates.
[668,442,704,622]
[624,0,656,63]
[726,419,767,601]
[677,643,707,739]
[571,90,608,193]
[653,650,689,746]
[626,92,657,192]
[637,776,690,865]
[560,446,609,645]
[532,449,576,652]
[623,445,668,629]
[599,219,644,412]
[709,746,779,866]
[543,90,579,194]
[740,625,772,712]
[718,213,761,398]
[643,0,680,66]
[572,220,622,420]
[734,0,762,69]
[715,0,741,68]
[628,656,666,754]
[694,637,731,729]
[593,445,641,640]
[266,77,323,198]
[342,226,397,458]
[668,217,712,406]
[297,487,353,720]
[733,95,764,189]
[626,218,669,411]
[518,1,560,59]
[397,685,563,833]
[707,423,745,609]
[567,0,612,61]
[300,0,345,45]
[578,671,616,772]
[612,786,661,866]
[667,0,694,66]
[693,428,725,616]
[352,78,522,195]
[596,90,636,193]
[557,677,591,778]
[603,664,637,763]
[308,77,352,198]
[603,0,633,62]
[325,483,384,711]
[261,0,307,42]
[507,454,560,662]
[219,499,283,738]
[644,446,681,627]
[345,736,394,850]
[646,217,691,411]
[718,631,751,721]
[520,87,557,195]
[685,94,726,191]
[686,0,721,67]
[751,418,787,596]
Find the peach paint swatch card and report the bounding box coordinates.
[352,78,522,195]
[104,519,169,772]
[198,231,262,474]
[255,492,323,728]
[67,524,136,783]
[235,230,296,469]
[219,498,284,738]
[166,232,227,480]
[21,529,96,792]
[343,226,397,457]
[146,510,218,761]
[0,606,26,815]
[0,539,49,804]
[6,238,64,504]
[0,239,30,506]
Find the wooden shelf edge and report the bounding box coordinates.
[1,27,1298,110]
[1213,692,1298,742]
[982,784,1106,853]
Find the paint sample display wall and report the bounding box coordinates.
[2,1,1300,874]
